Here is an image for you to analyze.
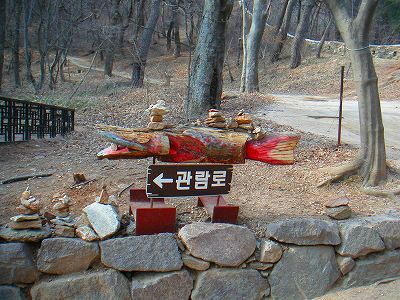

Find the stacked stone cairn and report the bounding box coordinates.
[75,186,121,242]
[235,110,255,131]
[204,109,227,128]
[147,100,170,130]
[50,194,75,237]
[324,197,352,220]
[9,188,43,230]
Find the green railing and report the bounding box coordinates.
[0,96,74,142]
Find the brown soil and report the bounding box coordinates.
[1,48,400,237]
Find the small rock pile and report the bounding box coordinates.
[76,186,121,241]
[204,109,227,129]
[147,100,169,130]
[235,110,255,131]
[324,197,352,220]
[9,188,42,230]
[50,194,75,237]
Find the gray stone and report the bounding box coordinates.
[53,225,75,237]
[131,270,193,300]
[337,256,355,275]
[182,253,210,271]
[83,202,120,239]
[266,217,341,245]
[0,243,39,284]
[0,285,25,300]
[0,227,51,242]
[269,245,340,300]
[365,215,400,250]
[259,239,283,263]
[30,269,130,300]
[37,238,99,275]
[336,220,385,258]
[74,214,90,228]
[248,261,273,270]
[325,206,352,220]
[125,220,136,236]
[343,250,400,288]
[10,214,40,222]
[324,197,350,208]
[191,268,268,300]
[178,223,256,267]
[100,234,182,271]
[76,226,99,241]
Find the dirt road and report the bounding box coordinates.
[258,94,400,160]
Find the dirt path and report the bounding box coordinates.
[68,56,164,85]
[257,94,400,160]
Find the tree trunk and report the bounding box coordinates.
[324,0,386,186]
[0,0,5,92]
[274,0,290,35]
[171,0,181,57]
[23,0,40,92]
[290,0,315,69]
[185,0,234,118]
[104,0,122,76]
[244,0,269,93]
[166,21,173,51]
[11,0,22,87]
[270,0,296,63]
[316,16,332,58]
[132,0,161,88]
[240,0,249,92]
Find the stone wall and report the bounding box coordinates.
[1,213,400,300]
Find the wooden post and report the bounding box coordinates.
[337,65,344,146]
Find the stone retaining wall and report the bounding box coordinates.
[1,213,400,300]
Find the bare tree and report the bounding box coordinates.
[270,0,297,63]
[240,0,249,92]
[172,0,181,57]
[316,14,332,58]
[132,0,161,88]
[244,0,269,92]
[104,0,122,76]
[290,0,315,68]
[0,0,5,92]
[185,0,234,117]
[11,0,22,87]
[322,0,386,186]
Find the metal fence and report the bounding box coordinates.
[0,96,74,142]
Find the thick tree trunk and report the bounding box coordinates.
[185,0,234,117]
[274,0,290,35]
[132,0,161,88]
[11,0,22,87]
[0,0,5,92]
[316,16,332,58]
[244,0,269,93]
[240,0,249,92]
[324,0,386,186]
[290,0,315,69]
[270,0,296,63]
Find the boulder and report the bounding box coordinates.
[30,269,130,300]
[83,202,120,239]
[336,221,385,258]
[365,215,400,250]
[100,234,182,271]
[342,250,400,288]
[0,243,39,284]
[182,253,210,271]
[0,285,25,300]
[266,217,341,246]
[336,256,355,275]
[191,268,268,300]
[0,227,51,242]
[37,238,99,275]
[131,270,193,300]
[178,223,256,267]
[269,245,340,300]
[258,239,283,263]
